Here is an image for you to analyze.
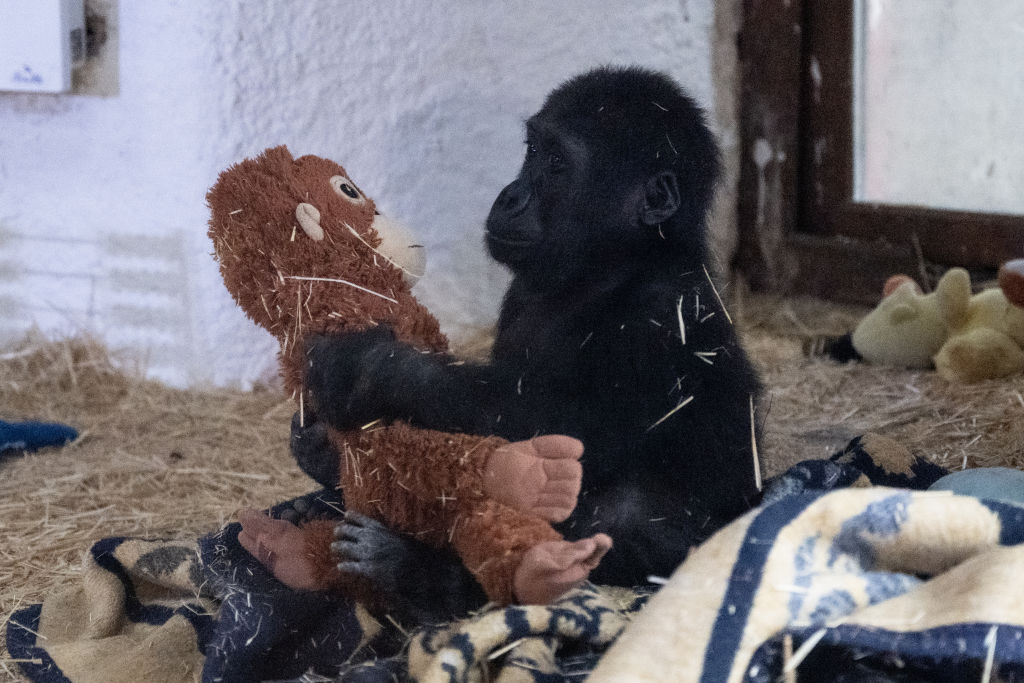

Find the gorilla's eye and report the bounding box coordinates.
[547,152,564,170]
[525,142,538,159]
[330,175,366,204]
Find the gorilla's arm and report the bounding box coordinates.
[304,328,512,435]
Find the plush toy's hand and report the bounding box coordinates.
[289,409,340,489]
[304,327,399,431]
[513,534,613,604]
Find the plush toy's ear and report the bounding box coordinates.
[935,268,972,330]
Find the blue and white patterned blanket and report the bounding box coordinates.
[11,434,1024,682]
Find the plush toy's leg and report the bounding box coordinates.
[934,328,1024,383]
[452,499,612,605]
[237,509,337,591]
[484,435,584,523]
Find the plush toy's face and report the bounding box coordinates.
[207,146,426,341]
[852,281,948,368]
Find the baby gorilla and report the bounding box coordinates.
[295,65,763,617]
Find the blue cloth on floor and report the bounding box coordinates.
[0,419,78,454]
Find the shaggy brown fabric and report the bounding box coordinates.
[207,146,562,604]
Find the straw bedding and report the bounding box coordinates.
[1,293,1022,678]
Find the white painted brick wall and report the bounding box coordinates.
[0,0,721,387]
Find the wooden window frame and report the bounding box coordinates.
[735,0,1024,304]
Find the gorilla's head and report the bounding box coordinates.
[485,66,720,287]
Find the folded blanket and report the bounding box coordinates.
[592,435,1024,682]
[6,502,385,682]
[12,433,1014,682]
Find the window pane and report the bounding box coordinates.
[854,0,1024,215]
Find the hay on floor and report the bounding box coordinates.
[0,335,311,676]
[1,294,1023,677]
[740,293,1024,476]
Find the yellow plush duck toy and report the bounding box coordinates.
[850,260,1024,382]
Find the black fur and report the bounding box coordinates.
[825,332,863,363]
[331,511,487,625]
[289,409,340,490]
[299,66,762,615]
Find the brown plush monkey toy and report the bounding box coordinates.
[207,146,610,605]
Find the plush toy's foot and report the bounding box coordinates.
[237,508,327,591]
[484,435,584,523]
[935,328,1024,383]
[512,534,613,605]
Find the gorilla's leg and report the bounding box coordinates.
[560,483,721,588]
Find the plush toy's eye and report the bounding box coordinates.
[330,175,366,204]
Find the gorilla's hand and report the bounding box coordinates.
[304,326,401,431]
[289,409,340,488]
[332,511,486,622]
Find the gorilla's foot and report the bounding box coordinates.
[484,435,584,523]
[512,534,612,604]
[237,508,326,591]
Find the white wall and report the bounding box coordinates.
[0,0,728,387]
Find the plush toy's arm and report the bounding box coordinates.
[352,425,503,512]
[305,328,508,434]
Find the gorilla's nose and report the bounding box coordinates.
[295,202,325,241]
[494,180,530,217]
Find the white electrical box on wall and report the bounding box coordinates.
[0,0,85,93]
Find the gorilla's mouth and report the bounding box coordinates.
[484,231,535,248]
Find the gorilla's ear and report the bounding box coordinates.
[640,171,681,226]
